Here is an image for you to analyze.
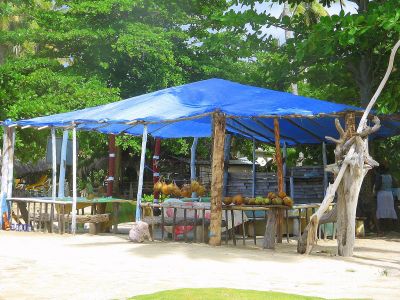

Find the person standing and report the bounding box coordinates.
[375,164,398,234]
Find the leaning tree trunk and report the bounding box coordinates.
[297,40,400,256]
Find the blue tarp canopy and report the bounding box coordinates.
[11,78,400,145]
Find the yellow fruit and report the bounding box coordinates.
[191,180,200,193]
[223,197,232,205]
[283,196,294,207]
[161,182,170,195]
[197,185,206,196]
[154,181,163,192]
[267,192,277,199]
[233,194,244,205]
[278,191,287,199]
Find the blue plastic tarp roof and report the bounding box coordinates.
[11,78,400,145]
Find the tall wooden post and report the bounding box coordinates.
[222,134,231,197]
[252,139,256,198]
[153,138,161,202]
[274,118,284,193]
[51,128,57,201]
[274,118,283,243]
[322,142,328,193]
[190,138,198,197]
[283,142,287,193]
[58,130,69,198]
[107,135,116,197]
[1,126,14,229]
[209,112,226,246]
[71,126,77,234]
[135,125,148,221]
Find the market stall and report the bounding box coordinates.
[1,79,399,246]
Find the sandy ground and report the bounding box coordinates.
[0,231,399,300]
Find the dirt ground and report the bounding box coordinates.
[0,231,399,300]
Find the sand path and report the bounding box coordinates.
[0,231,399,300]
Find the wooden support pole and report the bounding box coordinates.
[1,126,13,229]
[222,134,231,197]
[51,128,57,201]
[322,142,328,193]
[191,137,198,197]
[7,128,15,198]
[274,118,284,243]
[209,112,226,246]
[71,127,77,234]
[107,135,116,197]
[274,118,284,194]
[283,142,287,193]
[153,138,161,202]
[58,130,69,198]
[135,125,148,221]
[252,139,256,198]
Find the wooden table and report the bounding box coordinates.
[140,202,288,247]
[7,197,133,234]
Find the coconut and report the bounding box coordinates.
[255,197,264,205]
[272,197,283,205]
[191,180,200,193]
[181,184,192,198]
[264,198,271,205]
[248,198,256,205]
[197,185,206,196]
[283,196,294,207]
[232,194,244,205]
[267,192,277,199]
[278,191,287,199]
[154,181,163,192]
[223,197,232,205]
[161,182,170,195]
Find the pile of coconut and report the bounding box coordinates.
[153,180,207,198]
[223,192,294,207]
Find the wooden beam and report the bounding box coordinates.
[252,139,256,197]
[222,134,231,197]
[71,127,77,234]
[1,126,12,229]
[153,138,161,202]
[209,112,226,246]
[107,135,116,197]
[283,142,287,193]
[51,128,57,201]
[274,118,284,244]
[322,142,328,193]
[58,130,68,198]
[190,138,198,197]
[135,125,148,221]
[274,118,284,193]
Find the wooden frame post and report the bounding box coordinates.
[135,125,148,221]
[274,118,283,244]
[209,112,226,246]
[1,126,14,229]
[222,134,231,197]
[71,127,77,234]
[107,135,116,197]
[58,130,69,198]
[51,128,57,201]
[252,139,256,198]
[7,127,15,198]
[322,142,328,193]
[153,138,161,202]
[191,137,198,197]
[283,142,287,193]
[274,118,284,193]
